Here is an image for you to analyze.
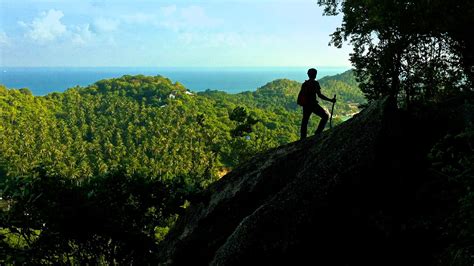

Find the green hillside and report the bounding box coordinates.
[0,70,363,180]
[0,70,365,263]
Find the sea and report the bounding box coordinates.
[0,67,350,96]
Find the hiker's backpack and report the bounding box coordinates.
[297,81,309,106]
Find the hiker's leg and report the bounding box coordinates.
[300,106,311,139]
[314,104,329,135]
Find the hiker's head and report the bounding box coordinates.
[307,68,317,80]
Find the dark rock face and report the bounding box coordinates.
[159,97,467,265]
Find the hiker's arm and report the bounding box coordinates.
[315,82,336,103]
[317,91,336,103]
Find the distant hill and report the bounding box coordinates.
[199,69,364,122]
[0,70,365,180]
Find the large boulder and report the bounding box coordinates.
[159,96,470,265]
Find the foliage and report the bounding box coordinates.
[0,72,364,263]
[199,70,365,144]
[317,0,474,107]
[0,79,222,180]
[0,169,190,264]
[429,128,474,265]
[229,106,259,137]
[315,2,473,262]
[225,105,292,165]
[0,72,362,179]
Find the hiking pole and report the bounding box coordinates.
[329,94,336,129]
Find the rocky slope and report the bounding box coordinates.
[158,96,471,265]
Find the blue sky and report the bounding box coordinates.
[0,0,352,67]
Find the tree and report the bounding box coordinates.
[229,106,258,137]
[0,73,364,263]
[317,0,474,107]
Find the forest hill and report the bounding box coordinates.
[0,70,363,180]
[0,71,364,264]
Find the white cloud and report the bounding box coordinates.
[20,9,67,42]
[19,10,98,46]
[91,17,119,33]
[70,24,93,45]
[0,31,11,46]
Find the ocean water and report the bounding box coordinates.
[0,67,350,96]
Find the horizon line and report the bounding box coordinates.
[1,65,352,69]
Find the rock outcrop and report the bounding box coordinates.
[159,96,471,265]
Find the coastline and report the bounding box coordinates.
[0,66,350,96]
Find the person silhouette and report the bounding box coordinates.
[299,68,336,139]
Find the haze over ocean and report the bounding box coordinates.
[0,67,350,96]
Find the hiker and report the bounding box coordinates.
[297,68,336,139]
